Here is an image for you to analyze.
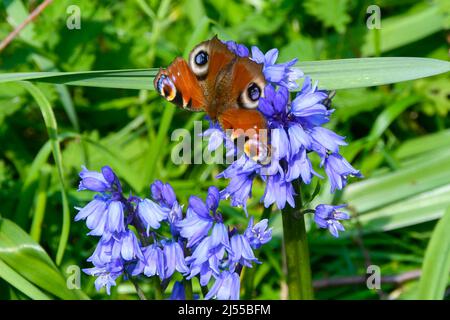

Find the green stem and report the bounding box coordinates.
[183,279,193,300]
[131,278,148,300]
[152,277,164,300]
[281,182,314,300]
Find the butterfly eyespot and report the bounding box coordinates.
[189,44,210,77]
[155,74,176,102]
[240,82,263,109]
[247,83,261,101]
[194,51,208,66]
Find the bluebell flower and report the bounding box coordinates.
[251,46,302,90]
[163,241,189,278]
[151,180,176,208]
[78,165,121,192]
[218,156,260,214]
[88,230,144,265]
[262,171,295,210]
[83,260,123,295]
[244,217,272,249]
[131,244,166,279]
[186,256,215,286]
[210,222,231,250]
[223,40,250,57]
[177,187,223,247]
[136,198,169,235]
[205,271,240,300]
[76,166,273,299]
[290,79,331,126]
[323,153,363,193]
[185,236,213,271]
[119,230,144,261]
[185,223,232,279]
[203,122,225,152]
[169,281,186,300]
[74,196,108,235]
[216,76,360,211]
[208,40,361,213]
[87,236,115,266]
[314,204,350,237]
[106,200,126,235]
[229,234,258,268]
[151,180,183,236]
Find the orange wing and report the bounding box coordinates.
[218,108,266,133]
[154,58,206,111]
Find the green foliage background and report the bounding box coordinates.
[0,0,449,300]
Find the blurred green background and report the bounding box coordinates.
[0,0,449,300]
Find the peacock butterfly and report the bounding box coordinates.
[153,36,270,163]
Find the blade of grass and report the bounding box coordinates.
[143,103,176,189]
[0,217,89,299]
[344,147,450,212]
[345,184,450,236]
[29,166,50,242]
[18,81,69,266]
[0,58,447,90]
[15,140,52,227]
[0,259,51,300]
[417,207,450,299]
[366,95,420,145]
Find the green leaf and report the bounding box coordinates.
[0,58,447,90]
[304,0,351,34]
[0,69,160,90]
[17,82,70,266]
[0,217,88,300]
[394,129,450,161]
[366,95,420,144]
[347,184,450,235]
[417,207,450,299]
[363,5,446,56]
[298,58,450,90]
[344,147,450,213]
[0,259,50,300]
[15,141,52,227]
[4,0,80,131]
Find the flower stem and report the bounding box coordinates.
[183,279,193,300]
[152,277,164,300]
[281,182,314,300]
[131,278,148,300]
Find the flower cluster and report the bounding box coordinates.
[75,166,272,299]
[207,41,361,235]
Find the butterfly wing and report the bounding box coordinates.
[154,58,206,111]
[154,36,236,113]
[217,57,271,163]
[217,55,266,132]
[187,36,236,117]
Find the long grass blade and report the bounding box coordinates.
[0,58,447,90]
[18,81,70,266]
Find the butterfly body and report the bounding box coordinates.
[154,36,270,162]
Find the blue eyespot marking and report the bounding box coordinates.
[195,51,208,66]
[248,83,261,101]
